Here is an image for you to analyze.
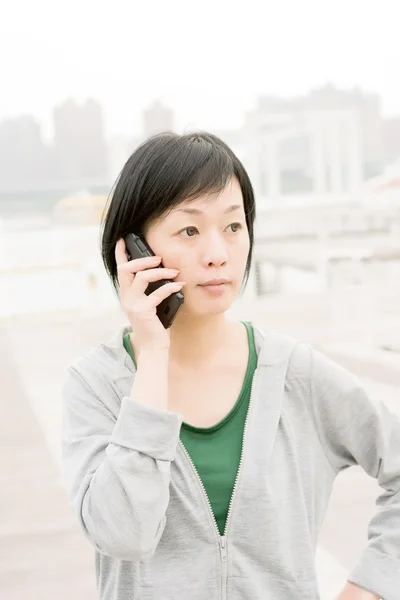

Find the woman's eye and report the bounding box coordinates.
[180,226,198,237]
[179,223,242,237]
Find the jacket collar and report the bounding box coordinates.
[97,322,297,387]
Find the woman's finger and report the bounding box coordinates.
[115,238,128,266]
[146,281,185,308]
[130,268,179,296]
[115,239,162,290]
[115,239,133,290]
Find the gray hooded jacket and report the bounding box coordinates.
[61,325,400,599]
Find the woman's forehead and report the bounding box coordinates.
[170,179,244,214]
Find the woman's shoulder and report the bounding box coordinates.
[65,325,133,391]
[251,323,306,366]
[252,323,359,396]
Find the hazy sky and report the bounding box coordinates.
[1,0,398,139]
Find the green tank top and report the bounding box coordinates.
[123,321,257,536]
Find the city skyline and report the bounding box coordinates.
[0,97,177,192]
[0,97,175,144]
[0,82,398,143]
[1,83,399,195]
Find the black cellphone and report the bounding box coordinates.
[124,233,184,329]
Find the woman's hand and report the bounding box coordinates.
[334,582,380,600]
[115,238,184,352]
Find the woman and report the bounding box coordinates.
[62,132,400,600]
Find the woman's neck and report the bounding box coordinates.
[169,313,238,368]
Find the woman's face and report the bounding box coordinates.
[144,177,250,318]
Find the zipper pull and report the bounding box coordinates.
[220,536,227,560]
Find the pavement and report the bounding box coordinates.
[0,318,100,600]
[1,300,399,599]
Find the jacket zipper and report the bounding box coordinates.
[179,369,258,600]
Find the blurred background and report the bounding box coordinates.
[1,1,399,598]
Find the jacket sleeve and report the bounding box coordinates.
[309,347,400,600]
[61,365,182,562]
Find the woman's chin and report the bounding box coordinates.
[179,290,236,318]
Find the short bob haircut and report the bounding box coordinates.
[101,131,256,295]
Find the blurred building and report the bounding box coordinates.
[142,100,174,139]
[242,107,363,198]
[252,85,384,179]
[0,116,50,191]
[300,85,383,178]
[233,84,395,200]
[53,98,109,184]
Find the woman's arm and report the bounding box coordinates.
[307,346,400,600]
[61,355,182,562]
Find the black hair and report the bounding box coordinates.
[101,131,256,294]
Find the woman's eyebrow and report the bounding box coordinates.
[175,204,243,216]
